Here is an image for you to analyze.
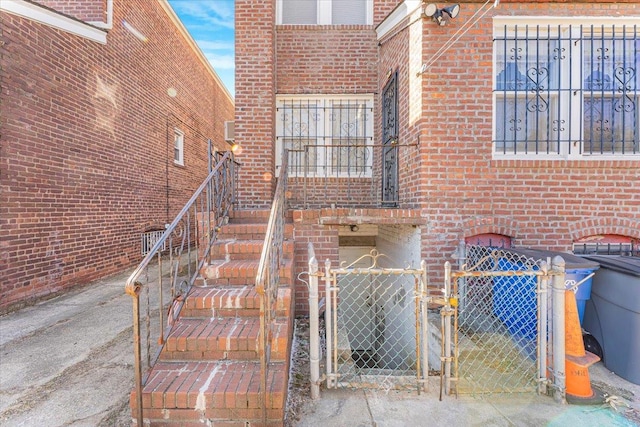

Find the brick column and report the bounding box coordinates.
[234,0,276,209]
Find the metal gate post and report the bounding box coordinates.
[324,258,335,388]
[538,260,549,395]
[443,261,453,395]
[420,260,429,392]
[551,256,566,403]
[308,245,320,399]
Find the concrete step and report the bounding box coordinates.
[181,286,292,319]
[130,360,287,426]
[160,317,289,362]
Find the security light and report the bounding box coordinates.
[423,4,460,26]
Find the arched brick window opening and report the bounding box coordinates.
[573,234,639,256]
[465,233,512,248]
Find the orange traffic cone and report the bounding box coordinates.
[564,290,604,404]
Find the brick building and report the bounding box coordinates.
[0,0,234,313]
[234,0,640,314]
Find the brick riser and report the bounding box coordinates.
[131,210,295,427]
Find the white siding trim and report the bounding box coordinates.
[376,0,421,41]
[0,0,107,44]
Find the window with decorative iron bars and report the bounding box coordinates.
[493,19,639,158]
[275,96,374,177]
[141,230,167,256]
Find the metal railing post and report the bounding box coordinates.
[308,244,320,399]
[551,255,566,403]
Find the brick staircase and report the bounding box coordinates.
[131,209,295,426]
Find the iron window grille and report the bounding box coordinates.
[276,96,374,178]
[141,230,167,256]
[493,20,639,158]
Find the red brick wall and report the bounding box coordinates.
[33,0,106,22]
[0,0,234,312]
[414,2,640,282]
[234,0,399,209]
[234,0,276,209]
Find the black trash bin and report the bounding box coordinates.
[583,256,640,385]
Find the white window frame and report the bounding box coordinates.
[276,0,373,25]
[173,128,184,166]
[276,94,374,178]
[493,16,640,160]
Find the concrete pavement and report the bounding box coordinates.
[1,268,639,427]
[296,368,640,427]
[0,269,136,427]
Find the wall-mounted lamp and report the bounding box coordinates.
[227,140,240,153]
[423,4,460,26]
[350,224,359,232]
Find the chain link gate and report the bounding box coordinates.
[320,250,429,392]
[448,245,557,395]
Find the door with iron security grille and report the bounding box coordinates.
[382,71,399,207]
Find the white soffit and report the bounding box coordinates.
[0,0,107,44]
[376,0,421,41]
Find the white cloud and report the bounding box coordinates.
[170,0,234,30]
[197,40,235,51]
[207,53,235,70]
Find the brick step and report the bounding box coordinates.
[131,360,286,426]
[181,286,292,319]
[200,258,294,286]
[229,209,294,224]
[210,239,295,261]
[216,223,294,240]
[160,317,289,361]
[229,209,272,223]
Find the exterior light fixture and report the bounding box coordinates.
[423,4,460,26]
[227,141,240,153]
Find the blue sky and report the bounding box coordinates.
[168,0,235,97]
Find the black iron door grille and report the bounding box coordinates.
[382,71,399,207]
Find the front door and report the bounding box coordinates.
[382,71,399,207]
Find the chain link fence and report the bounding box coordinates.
[322,250,429,392]
[451,245,550,395]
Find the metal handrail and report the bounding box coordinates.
[255,150,288,423]
[126,151,236,426]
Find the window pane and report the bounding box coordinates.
[329,101,369,174]
[279,100,321,174]
[281,0,316,24]
[332,0,367,25]
[582,30,639,154]
[495,33,560,91]
[583,96,637,154]
[495,95,559,154]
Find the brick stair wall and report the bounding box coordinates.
[130,209,295,426]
